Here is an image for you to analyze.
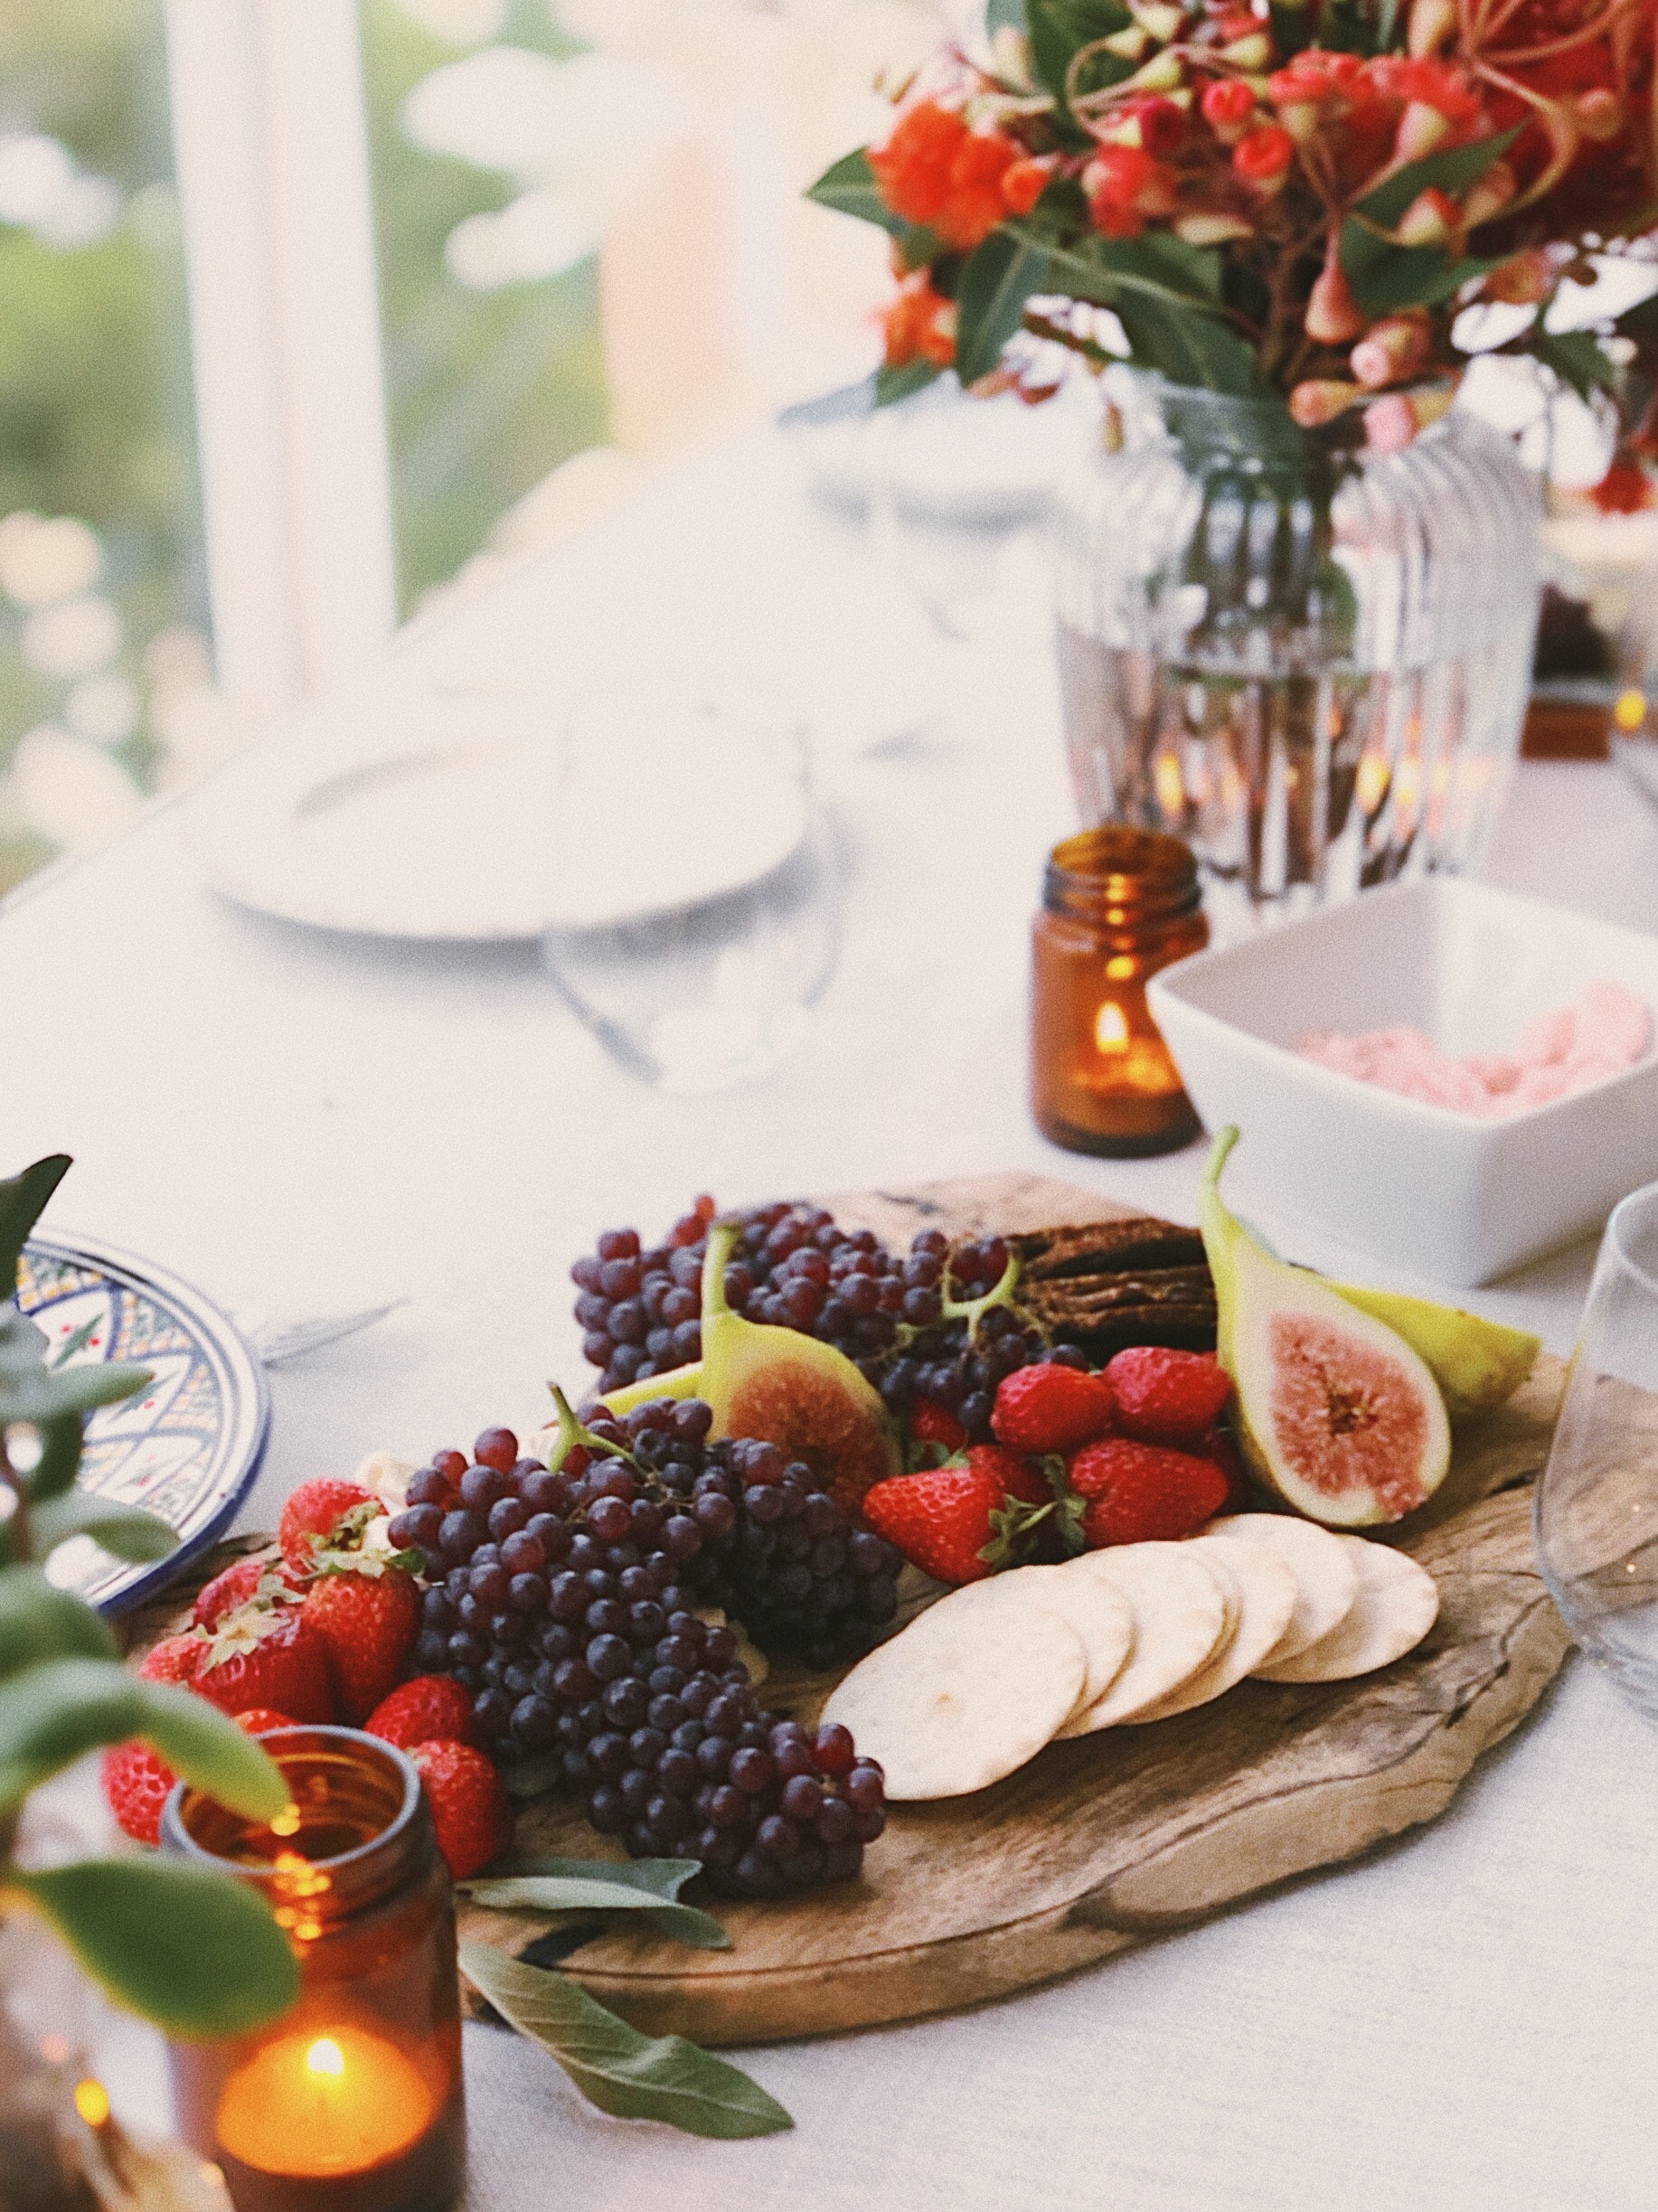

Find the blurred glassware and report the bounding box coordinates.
[1052,376,1541,937]
[784,371,1094,645]
[1536,1181,1658,1727]
[539,702,839,1093]
[1531,501,1658,765]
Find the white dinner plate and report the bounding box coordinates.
[185,688,809,943]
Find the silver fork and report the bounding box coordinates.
[248,1300,408,1368]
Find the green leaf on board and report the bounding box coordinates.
[0,1156,71,1295]
[28,1492,178,1566]
[465,1875,730,1951]
[1533,327,1622,402]
[489,1854,702,1902]
[459,1945,792,2138]
[0,1567,117,1680]
[12,1859,299,2039]
[0,1659,288,1817]
[25,1413,86,1504]
[954,228,1052,386]
[874,358,943,407]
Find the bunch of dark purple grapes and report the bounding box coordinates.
[389,1406,890,1896]
[570,1200,1089,1444]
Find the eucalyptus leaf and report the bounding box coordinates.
[0,1360,152,1424]
[1019,227,1231,319]
[465,1876,729,1951]
[24,1413,84,1504]
[1351,127,1521,232]
[954,228,1051,386]
[490,1855,702,1902]
[1027,0,1133,108]
[1341,238,1499,315]
[0,1567,116,1680]
[0,1660,287,1818]
[0,1156,71,1294]
[460,1945,792,2138]
[13,1859,299,2038]
[29,1492,178,1565]
[804,147,899,233]
[1113,290,1265,395]
[1533,328,1621,403]
[874,358,942,407]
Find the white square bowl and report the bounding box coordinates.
[1146,879,1658,1285]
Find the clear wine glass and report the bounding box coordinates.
[538,701,841,1094]
[1536,1180,1658,1722]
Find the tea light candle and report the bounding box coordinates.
[163,1727,466,2212]
[213,2027,437,2179]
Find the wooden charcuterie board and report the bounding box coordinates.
[127,1175,1572,2048]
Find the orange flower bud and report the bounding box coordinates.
[1364,384,1454,454]
[1393,100,1451,164]
[1350,312,1431,389]
[1484,249,1552,306]
[1395,186,1457,245]
[1305,238,1366,344]
[1578,89,1624,143]
[1407,0,1457,58]
[1290,379,1365,428]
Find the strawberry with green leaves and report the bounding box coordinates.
[862,1445,1063,1585]
[301,1563,420,1724]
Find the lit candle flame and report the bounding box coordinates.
[269,1803,301,1838]
[73,2079,110,2128]
[1616,688,1647,733]
[306,2039,345,2080]
[1094,1002,1129,1053]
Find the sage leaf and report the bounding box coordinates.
[0,1156,71,1293]
[459,1945,792,2138]
[0,1360,153,1425]
[0,1660,288,1818]
[24,1413,85,1503]
[490,1854,702,1902]
[0,1567,116,1680]
[465,1876,729,1951]
[30,1492,178,1565]
[955,229,1051,387]
[14,1859,299,2038]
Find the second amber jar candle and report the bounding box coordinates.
[1031,826,1207,1157]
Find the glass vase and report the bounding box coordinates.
[1052,379,1541,935]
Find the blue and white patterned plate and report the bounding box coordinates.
[18,1234,270,1614]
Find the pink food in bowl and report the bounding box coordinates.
[1296,982,1653,1116]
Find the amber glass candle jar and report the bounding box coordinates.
[163,1727,465,2212]
[1031,826,1207,1156]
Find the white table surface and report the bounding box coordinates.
[10,428,1658,2211]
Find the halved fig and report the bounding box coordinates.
[1201,1129,1450,1527]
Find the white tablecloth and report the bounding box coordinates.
[8,430,1658,2211]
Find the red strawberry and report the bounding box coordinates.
[302,1569,420,1724]
[193,1604,335,1722]
[992,1364,1116,1454]
[232,1708,297,1735]
[862,1453,1050,1585]
[1066,1437,1229,1548]
[909,1398,966,1454]
[278,1479,378,1575]
[102,1740,177,1846]
[193,1556,297,1630]
[410,1740,513,1879]
[366,1675,477,1752]
[967,1442,1051,1510]
[1104,1347,1232,1445]
[138,1633,204,1687]
[103,1706,296,1845]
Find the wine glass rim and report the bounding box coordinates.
[1606,1180,1658,1300]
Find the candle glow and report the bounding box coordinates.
[214,2024,437,2179]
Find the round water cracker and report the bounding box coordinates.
[1252,1534,1438,1682]
[1054,1543,1229,1735]
[822,1595,1088,1800]
[1126,1536,1297,1723]
[941,1564,1135,1718]
[1205,1512,1360,1663]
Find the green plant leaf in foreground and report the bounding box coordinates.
[0,1154,71,1293]
[460,1944,792,2138]
[465,1874,730,1951]
[9,1858,299,2038]
[27,1490,179,1565]
[0,1659,289,1817]
[0,1567,117,1680]
[0,1357,153,1426]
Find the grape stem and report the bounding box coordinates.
[938,1249,1022,1346]
[545,1384,645,1479]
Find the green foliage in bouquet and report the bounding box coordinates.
[809,0,1658,457]
[0,1156,297,2039]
